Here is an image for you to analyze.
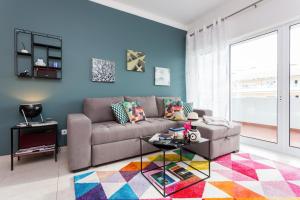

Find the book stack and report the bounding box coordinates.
[145,164,196,189]
[168,127,185,139]
[147,170,179,188]
[168,127,185,135]
[168,165,194,180]
[15,145,55,156]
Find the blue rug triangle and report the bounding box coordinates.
[75,183,99,198]
[77,184,107,200]
[109,183,138,200]
[74,171,95,182]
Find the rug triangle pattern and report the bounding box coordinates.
[74,151,300,199]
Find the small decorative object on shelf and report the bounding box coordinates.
[19,68,30,77]
[15,28,62,80]
[35,58,46,67]
[20,42,29,54]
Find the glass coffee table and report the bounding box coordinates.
[139,135,210,197]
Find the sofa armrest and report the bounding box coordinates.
[193,109,213,117]
[67,113,92,171]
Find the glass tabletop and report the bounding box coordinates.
[140,134,209,151]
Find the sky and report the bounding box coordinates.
[231,24,300,81]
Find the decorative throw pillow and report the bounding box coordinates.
[169,108,186,121]
[183,102,193,117]
[163,98,185,121]
[122,101,146,123]
[111,102,129,125]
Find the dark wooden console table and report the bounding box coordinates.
[10,121,58,171]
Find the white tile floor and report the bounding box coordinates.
[0,144,300,200]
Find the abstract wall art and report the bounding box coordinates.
[155,67,170,86]
[127,50,145,72]
[91,58,115,83]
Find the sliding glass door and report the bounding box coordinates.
[230,19,300,156]
[290,24,300,149]
[230,32,278,143]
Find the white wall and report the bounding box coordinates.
[188,0,300,40]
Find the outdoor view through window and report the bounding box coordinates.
[231,32,278,143]
[290,24,300,148]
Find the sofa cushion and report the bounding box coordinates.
[92,118,178,145]
[124,96,158,117]
[83,97,124,123]
[156,97,181,117]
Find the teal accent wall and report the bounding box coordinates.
[0,0,186,155]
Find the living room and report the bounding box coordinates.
[1,0,300,199]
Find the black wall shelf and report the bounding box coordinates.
[33,42,62,50]
[17,52,32,56]
[48,56,62,60]
[15,28,63,80]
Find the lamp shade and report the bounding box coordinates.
[19,103,42,118]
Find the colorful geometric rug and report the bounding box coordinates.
[74,150,300,199]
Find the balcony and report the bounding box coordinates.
[232,97,300,148]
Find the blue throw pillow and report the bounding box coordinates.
[183,102,193,117]
[111,102,129,125]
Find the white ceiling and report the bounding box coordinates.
[89,0,228,30]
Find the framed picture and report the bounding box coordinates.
[155,67,170,86]
[91,58,115,83]
[127,50,145,72]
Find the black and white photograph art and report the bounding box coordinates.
[92,58,116,83]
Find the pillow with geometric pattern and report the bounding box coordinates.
[163,98,185,120]
[122,101,146,123]
[111,102,129,125]
[183,102,193,117]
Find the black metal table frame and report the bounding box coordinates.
[140,137,211,197]
[10,124,58,171]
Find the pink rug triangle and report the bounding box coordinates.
[215,154,232,161]
[217,160,259,180]
[288,182,300,197]
[236,153,251,160]
[214,170,256,181]
[239,160,274,169]
[169,181,206,198]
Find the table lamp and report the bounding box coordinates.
[19,103,44,126]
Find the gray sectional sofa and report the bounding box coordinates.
[67,96,241,171]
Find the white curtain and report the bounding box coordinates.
[186,19,229,119]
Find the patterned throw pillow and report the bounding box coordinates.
[111,102,129,125]
[183,102,193,117]
[169,107,186,121]
[163,98,186,121]
[122,101,146,123]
